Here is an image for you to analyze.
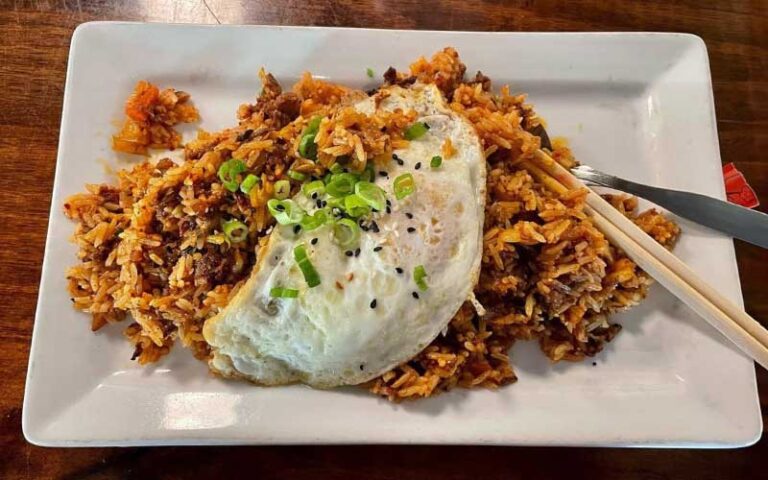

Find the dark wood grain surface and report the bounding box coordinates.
[1,1,766,478]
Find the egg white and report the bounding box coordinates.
[203,83,486,387]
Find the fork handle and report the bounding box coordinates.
[577,169,768,249]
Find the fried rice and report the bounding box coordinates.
[64,48,679,400]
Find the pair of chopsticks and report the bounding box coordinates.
[519,149,768,370]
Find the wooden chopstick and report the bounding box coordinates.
[519,150,768,370]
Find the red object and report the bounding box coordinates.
[723,163,760,209]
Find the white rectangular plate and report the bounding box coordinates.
[24,23,761,447]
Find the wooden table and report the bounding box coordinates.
[1,1,765,478]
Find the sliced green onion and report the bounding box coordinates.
[325,197,345,210]
[298,133,318,160]
[404,122,430,140]
[393,173,415,200]
[329,163,344,174]
[222,219,248,243]
[354,181,386,212]
[414,265,428,291]
[430,155,442,168]
[270,286,299,298]
[274,179,291,200]
[344,194,371,218]
[240,174,260,194]
[293,245,321,288]
[306,116,323,134]
[288,170,307,182]
[366,67,374,78]
[302,180,325,198]
[326,173,357,198]
[217,159,247,192]
[323,172,333,185]
[300,209,328,231]
[360,162,375,182]
[267,199,304,225]
[332,218,361,249]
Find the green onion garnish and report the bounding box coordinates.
[240,174,260,194]
[302,180,326,198]
[298,133,318,160]
[366,67,374,78]
[217,159,247,192]
[430,155,442,168]
[360,162,375,182]
[329,163,344,175]
[300,209,328,231]
[404,122,430,140]
[270,287,299,298]
[354,181,386,211]
[288,170,307,182]
[326,173,357,198]
[267,199,304,225]
[332,218,361,249]
[323,172,333,185]
[393,173,415,200]
[274,179,291,200]
[293,245,321,288]
[221,219,248,243]
[414,265,428,291]
[306,116,323,134]
[344,194,371,218]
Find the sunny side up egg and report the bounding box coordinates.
[203,84,486,388]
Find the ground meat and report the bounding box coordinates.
[472,71,491,91]
[98,185,120,204]
[177,217,196,236]
[155,158,175,171]
[383,66,416,87]
[259,92,302,128]
[155,189,180,222]
[195,249,232,286]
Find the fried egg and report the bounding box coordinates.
[203,83,486,387]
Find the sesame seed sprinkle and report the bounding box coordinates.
[370,299,377,309]
[405,212,413,219]
[412,291,420,299]
[345,250,353,257]
[293,225,302,234]
[414,162,422,170]
[407,227,416,233]
[311,237,318,245]
[373,246,383,252]
[354,248,361,257]
[396,267,404,274]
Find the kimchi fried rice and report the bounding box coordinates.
[64,48,679,401]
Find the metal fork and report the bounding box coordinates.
[570,165,768,249]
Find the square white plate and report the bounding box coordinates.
[24,23,761,447]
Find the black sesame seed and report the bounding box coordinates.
[396,157,404,166]
[412,291,420,299]
[379,171,388,177]
[275,204,285,212]
[354,248,361,257]
[386,199,392,207]
[373,246,383,252]
[371,221,380,233]
[321,200,327,207]
[361,225,370,232]
[396,267,404,274]
[293,225,302,234]
[592,362,597,366]
[414,162,422,170]
[386,206,391,214]
[311,237,318,245]
[392,153,400,160]
[370,299,377,309]
[315,199,322,209]
[360,364,365,370]
[407,227,416,233]
[405,212,413,219]
[424,123,431,130]
[345,250,353,257]
[311,192,318,199]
